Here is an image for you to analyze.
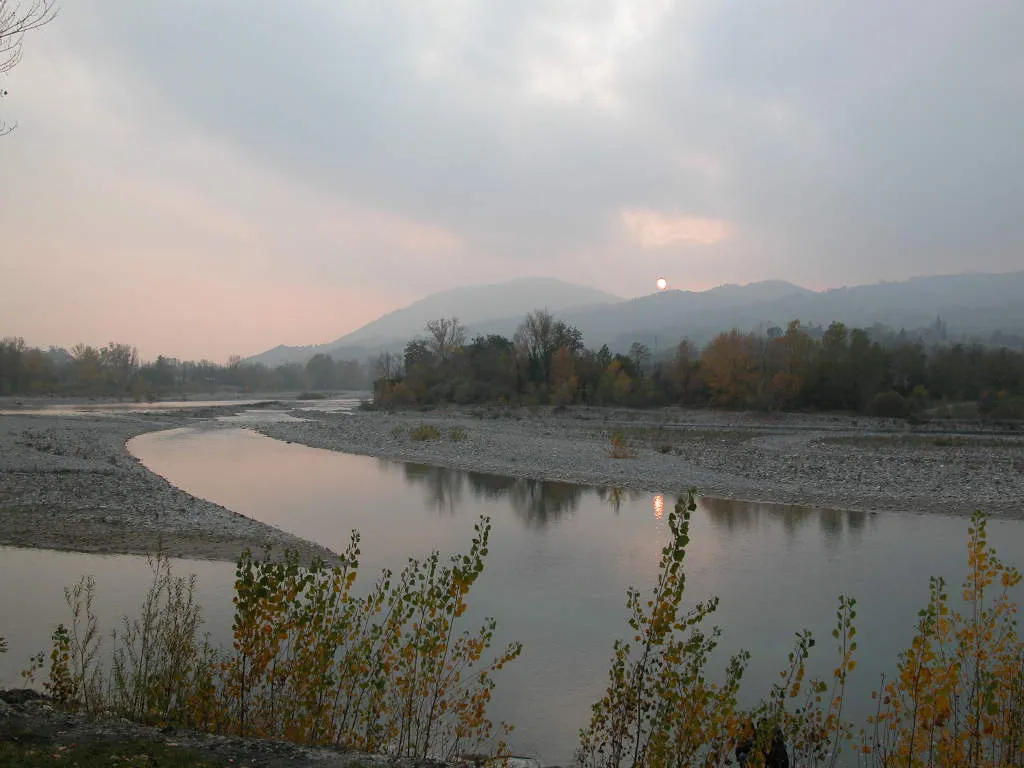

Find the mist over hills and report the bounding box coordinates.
[246,271,1024,366]
[247,278,621,367]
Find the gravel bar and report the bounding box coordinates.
[0,408,337,561]
[255,405,1024,519]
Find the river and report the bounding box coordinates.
[2,421,1021,765]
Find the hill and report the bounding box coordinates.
[246,277,620,366]
[246,271,1024,366]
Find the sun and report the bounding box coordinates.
[656,277,668,291]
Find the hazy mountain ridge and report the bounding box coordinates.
[246,277,621,366]
[246,271,1024,366]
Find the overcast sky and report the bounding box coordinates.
[2,1,1021,361]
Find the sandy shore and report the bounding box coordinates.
[0,406,336,561]
[255,405,1024,518]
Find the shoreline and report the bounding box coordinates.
[255,405,1024,519]
[0,406,337,562]
[2,402,1022,561]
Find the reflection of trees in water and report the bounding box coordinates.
[464,471,585,527]
[402,463,465,514]
[400,466,586,526]
[463,471,517,500]
[595,486,645,514]
[701,496,871,544]
[508,479,583,527]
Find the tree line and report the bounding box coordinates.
[0,337,369,398]
[374,311,1024,418]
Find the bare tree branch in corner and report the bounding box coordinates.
[0,0,58,135]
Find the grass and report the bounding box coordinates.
[0,740,219,768]
[408,424,442,441]
[599,426,759,457]
[391,424,467,441]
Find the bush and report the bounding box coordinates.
[988,396,1024,421]
[409,424,442,441]
[607,429,633,459]
[448,427,468,442]
[868,389,910,418]
[580,502,1024,768]
[28,520,520,763]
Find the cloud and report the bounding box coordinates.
[2,0,1024,359]
[621,210,728,247]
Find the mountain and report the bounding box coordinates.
[246,271,1024,367]
[245,277,621,366]
[561,271,1024,352]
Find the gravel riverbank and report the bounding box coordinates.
[255,405,1024,518]
[2,403,1021,561]
[0,407,336,561]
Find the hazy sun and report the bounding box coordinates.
[656,277,668,291]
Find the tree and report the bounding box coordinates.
[404,339,433,371]
[425,317,465,363]
[305,353,335,390]
[375,351,402,382]
[628,342,651,379]
[700,330,757,407]
[1,0,58,135]
[514,310,584,385]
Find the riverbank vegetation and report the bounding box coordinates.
[373,312,1024,419]
[8,499,1023,767]
[0,338,369,398]
[18,518,520,763]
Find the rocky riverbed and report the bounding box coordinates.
[0,406,336,561]
[255,405,1024,518]
[2,402,1022,562]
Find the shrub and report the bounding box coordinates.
[409,424,442,441]
[578,491,750,767]
[862,512,1024,767]
[389,425,407,439]
[578,491,857,768]
[29,520,520,763]
[869,390,910,418]
[607,429,633,459]
[988,396,1024,421]
[449,427,468,442]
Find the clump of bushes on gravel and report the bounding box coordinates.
[408,424,442,441]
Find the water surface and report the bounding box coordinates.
[3,426,1020,765]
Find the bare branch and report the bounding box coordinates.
[0,0,58,134]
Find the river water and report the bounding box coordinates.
[2,423,1021,765]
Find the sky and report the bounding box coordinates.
[1,1,1022,362]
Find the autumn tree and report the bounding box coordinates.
[1,0,58,135]
[514,309,583,386]
[700,330,757,407]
